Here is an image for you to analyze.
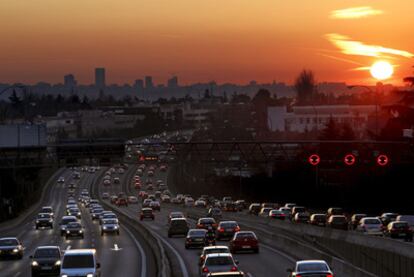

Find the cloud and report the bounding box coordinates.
[331,6,383,19]
[325,33,414,58]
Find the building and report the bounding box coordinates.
[95,68,106,88]
[268,105,377,138]
[145,76,154,90]
[134,79,144,91]
[167,76,178,88]
[64,74,77,90]
[182,103,212,127]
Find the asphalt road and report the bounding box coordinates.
[98,164,296,277]
[0,167,151,277]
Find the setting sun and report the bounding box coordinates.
[370,61,394,80]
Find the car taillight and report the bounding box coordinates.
[202,267,209,273]
[234,226,240,232]
[197,224,202,228]
[218,228,224,232]
[296,275,302,277]
[326,274,334,277]
[230,266,238,271]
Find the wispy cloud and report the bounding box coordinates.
[330,6,383,19]
[325,33,414,58]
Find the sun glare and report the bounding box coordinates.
[370,61,394,80]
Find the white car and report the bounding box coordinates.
[60,249,101,277]
[357,217,384,236]
[184,198,194,207]
[128,196,138,204]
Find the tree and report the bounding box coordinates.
[9,90,22,108]
[294,70,316,104]
[319,117,341,140]
[403,66,414,87]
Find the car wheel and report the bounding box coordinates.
[185,245,189,249]
[101,231,104,236]
[254,248,259,254]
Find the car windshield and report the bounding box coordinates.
[62,255,94,268]
[206,256,233,266]
[41,208,53,213]
[190,230,206,236]
[331,217,346,223]
[67,223,81,228]
[61,218,77,224]
[34,248,60,258]
[104,214,117,219]
[298,262,329,272]
[172,220,187,226]
[236,233,256,239]
[205,249,229,255]
[364,219,381,224]
[103,219,117,224]
[200,219,214,224]
[38,214,51,219]
[394,222,408,228]
[0,239,18,246]
[221,222,237,228]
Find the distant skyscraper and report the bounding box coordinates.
[95,68,106,88]
[145,76,153,89]
[64,74,77,88]
[168,76,178,88]
[134,79,144,91]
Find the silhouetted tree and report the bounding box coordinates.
[9,90,22,108]
[295,69,316,104]
[319,117,340,140]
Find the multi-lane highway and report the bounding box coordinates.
[0,167,155,277]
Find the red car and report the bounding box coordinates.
[140,208,155,221]
[229,231,259,253]
[134,182,141,190]
[116,198,128,207]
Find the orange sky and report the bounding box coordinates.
[0,0,413,85]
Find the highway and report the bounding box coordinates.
[98,164,296,277]
[0,167,155,277]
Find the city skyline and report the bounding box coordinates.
[0,1,413,85]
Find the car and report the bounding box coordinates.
[0,237,24,259]
[195,200,207,208]
[171,197,181,204]
[91,208,104,220]
[65,222,84,239]
[101,219,120,235]
[384,221,413,241]
[168,218,189,237]
[60,249,101,277]
[222,197,232,203]
[113,177,120,184]
[68,182,77,190]
[139,191,148,199]
[168,211,185,223]
[380,213,399,226]
[140,208,155,221]
[279,207,292,219]
[103,179,111,186]
[269,209,286,220]
[327,215,348,230]
[207,208,222,220]
[292,206,306,217]
[68,208,81,219]
[185,229,208,249]
[149,201,161,211]
[200,253,239,277]
[30,246,61,276]
[216,221,240,240]
[310,214,327,227]
[205,272,244,277]
[199,246,230,266]
[128,196,138,204]
[396,215,414,230]
[229,231,259,253]
[59,216,78,236]
[287,260,334,277]
[35,213,54,229]
[261,202,279,209]
[110,195,118,204]
[293,212,310,223]
[197,218,218,230]
[234,200,246,211]
[351,213,367,230]
[102,192,110,199]
[142,198,152,208]
[356,217,384,236]
[327,207,343,217]
[223,202,237,212]
[99,213,118,225]
[248,203,261,215]
[116,198,128,207]
[258,207,273,217]
[155,191,162,198]
[40,206,54,218]
[57,177,65,183]
[184,197,195,207]
[161,195,171,203]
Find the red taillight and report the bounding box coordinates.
[326,274,334,277]
[218,228,224,232]
[296,275,302,277]
[202,267,209,273]
[197,224,202,228]
[230,266,238,271]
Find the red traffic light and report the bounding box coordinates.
[308,154,320,166]
[344,154,356,166]
[377,154,389,166]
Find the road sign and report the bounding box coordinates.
[377,154,389,166]
[308,154,320,166]
[344,154,356,166]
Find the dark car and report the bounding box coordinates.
[185,229,208,249]
[229,231,259,253]
[101,219,120,235]
[327,207,343,217]
[288,260,333,277]
[223,202,237,212]
[310,214,327,227]
[30,246,61,276]
[197,218,218,230]
[327,215,348,230]
[65,222,84,239]
[0,237,24,259]
[168,218,189,237]
[35,213,54,229]
[216,221,240,240]
[140,208,155,221]
[206,273,244,277]
[379,213,399,226]
[385,221,413,241]
[116,198,128,207]
[248,203,261,215]
[292,206,306,217]
[59,216,78,236]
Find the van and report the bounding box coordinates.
[168,218,189,237]
[60,249,100,277]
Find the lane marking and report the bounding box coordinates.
[13,272,21,277]
[122,224,147,277]
[111,243,122,251]
[66,245,71,250]
[260,244,296,263]
[246,273,255,277]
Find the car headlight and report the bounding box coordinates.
[31,261,39,266]
[114,226,119,229]
[77,213,81,216]
[103,226,107,230]
[36,220,39,223]
[49,219,53,222]
[87,274,94,277]
[79,230,83,233]
[55,260,61,266]
[62,275,68,277]
[66,230,70,234]
[13,248,19,253]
